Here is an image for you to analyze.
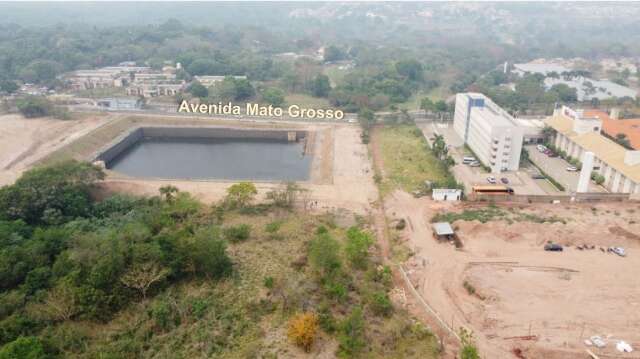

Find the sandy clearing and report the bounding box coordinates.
[0,113,109,186]
[385,192,640,358]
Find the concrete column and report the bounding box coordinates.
[611,171,622,193]
[622,177,631,193]
[577,151,594,193]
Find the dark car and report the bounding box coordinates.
[544,243,563,251]
[500,177,509,184]
[531,174,545,179]
[548,152,558,157]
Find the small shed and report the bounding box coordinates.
[432,188,462,201]
[432,222,462,248]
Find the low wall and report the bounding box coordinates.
[469,192,633,203]
[94,126,307,164]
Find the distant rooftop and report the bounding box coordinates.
[513,62,571,75]
[545,109,640,182]
[585,110,640,150]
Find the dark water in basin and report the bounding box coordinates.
[107,137,311,181]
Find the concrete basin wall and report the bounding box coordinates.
[94,126,307,164]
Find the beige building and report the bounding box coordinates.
[194,75,247,87]
[126,83,184,97]
[64,66,151,91]
[546,106,640,194]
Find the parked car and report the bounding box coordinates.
[486,176,497,184]
[500,177,509,184]
[566,166,578,172]
[469,161,481,167]
[543,149,552,155]
[537,145,547,152]
[547,152,558,157]
[609,247,626,257]
[544,243,563,251]
[531,173,545,179]
[462,156,476,164]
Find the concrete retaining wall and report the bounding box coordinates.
[94,126,307,164]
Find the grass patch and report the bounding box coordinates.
[376,124,455,197]
[432,205,567,225]
[284,94,330,108]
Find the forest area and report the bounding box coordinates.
[2,2,640,115]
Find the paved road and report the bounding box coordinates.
[525,145,605,193]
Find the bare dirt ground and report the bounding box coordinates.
[386,192,640,358]
[0,113,109,186]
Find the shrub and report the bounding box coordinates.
[308,233,341,278]
[16,96,53,118]
[265,221,282,234]
[0,336,46,359]
[0,315,37,346]
[459,327,480,359]
[150,299,179,332]
[463,281,476,295]
[223,224,251,242]
[225,182,257,208]
[317,302,336,333]
[324,280,347,301]
[344,227,373,269]
[188,228,233,279]
[263,276,274,289]
[338,307,365,357]
[368,291,393,317]
[0,160,104,225]
[287,312,319,352]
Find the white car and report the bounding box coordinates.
[486,176,497,184]
[537,145,547,152]
[566,166,578,172]
[609,247,626,257]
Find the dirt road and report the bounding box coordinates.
[386,192,640,358]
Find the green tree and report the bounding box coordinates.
[262,87,285,106]
[188,81,208,98]
[0,336,47,359]
[15,97,53,118]
[19,60,60,84]
[395,59,424,81]
[338,307,365,356]
[159,185,179,202]
[420,97,434,115]
[309,232,341,278]
[459,328,480,359]
[189,228,233,279]
[0,160,104,224]
[234,78,255,100]
[434,100,448,113]
[309,74,331,97]
[614,133,632,149]
[549,83,577,102]
[0,81,18,94]
[225,182,257,208]
[344,227,373,269]
[324,45,346,62]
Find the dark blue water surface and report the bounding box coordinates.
[107,137,311,181]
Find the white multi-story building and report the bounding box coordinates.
[545,106,640,194]
[453,93,524,173]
